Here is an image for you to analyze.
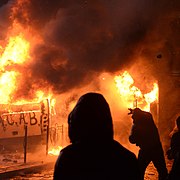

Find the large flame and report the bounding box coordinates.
[114,71,158,111]
[0,34,30,103]
[0,34,30,68]
[0,31,53,104]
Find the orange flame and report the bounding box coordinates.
[0,35,30,69]
[114,71,158,111]
[0,34,30,104]
[0,71,18,103]
[48,146,63,156]
[0,31,54,105]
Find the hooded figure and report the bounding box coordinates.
[53,92,140,180]
[129,108,168,180]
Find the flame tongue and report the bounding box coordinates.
[0,35,30,68]
[114,71,158,111]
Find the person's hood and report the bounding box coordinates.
[68,92,114,143]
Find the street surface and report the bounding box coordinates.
[8,158,173,180]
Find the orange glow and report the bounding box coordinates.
[0,71,18,104]
[0,21,157,122]
[0,33,30,104]
[48,146,63,156]
[0,32,54,105]
[0,35,30,69]
[114,71,158,111]
[35,91,53,103]
[144,83,159,103]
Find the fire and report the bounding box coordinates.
[0,34,30,69]
[48,146,63,156]
[0,31,158,113]
[144,83,159,104]
[0,32,53,104]
[114,71,142,101]
[114,71,158,111]
[0,71,17,104]
[0,34,30,104]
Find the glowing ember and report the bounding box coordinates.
[48,146,63,156]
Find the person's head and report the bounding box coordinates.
[68,92,114,144]
[176,116,180,130]
[131,108,155,127]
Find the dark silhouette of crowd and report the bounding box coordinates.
[53,92,178,180]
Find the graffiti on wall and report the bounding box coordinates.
[0,100,50,138]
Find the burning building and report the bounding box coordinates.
[0,0,179,156]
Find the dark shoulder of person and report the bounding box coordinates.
[54,141,140,180]
[112,140,139,166]
[59,140,137,162]
[53,144,80,180]
[111,140,140,179]
[112,140,136,158]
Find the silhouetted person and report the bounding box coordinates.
[129,108,168,180]
[53,92,140,180]
[167,116,180,180]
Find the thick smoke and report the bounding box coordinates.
[0,0,12,39]
[0,0,179,96]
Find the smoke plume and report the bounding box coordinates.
[0,0,179,96]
